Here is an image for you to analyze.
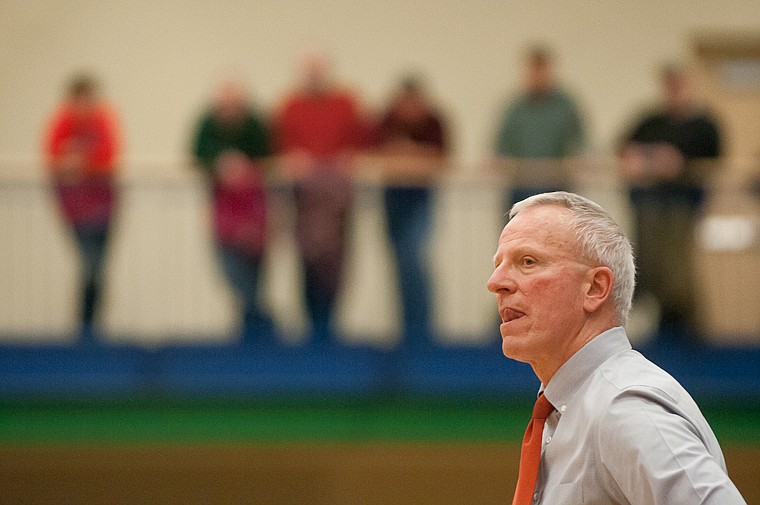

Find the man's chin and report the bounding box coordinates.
[500,331,528,361]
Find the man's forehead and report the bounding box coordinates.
[499,205,575,247]
[505,205,572,232]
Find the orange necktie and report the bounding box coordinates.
[512,394,555,505]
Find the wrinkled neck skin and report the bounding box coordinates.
[530,317,618,386]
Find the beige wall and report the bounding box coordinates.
[2,1,759,344]
[2,0,760,167]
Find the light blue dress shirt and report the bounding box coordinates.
[534,326,746,504]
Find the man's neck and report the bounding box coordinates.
[533,319,618,385]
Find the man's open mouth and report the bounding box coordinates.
[501,308,525,323]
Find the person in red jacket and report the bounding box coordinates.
[274,52,369,344]
[43,73,121,343]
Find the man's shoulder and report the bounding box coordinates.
[551,88,579,103]
[585,351,706,446]
[685,110,721,130]
[500,93,530,116]
[629,107,667,130]
[595,349,685,404]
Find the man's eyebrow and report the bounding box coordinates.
[507,244,538,257]
[493,245,535,266]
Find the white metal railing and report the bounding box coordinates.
[1,158,759,346]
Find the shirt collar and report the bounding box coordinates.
[541,327,632,411]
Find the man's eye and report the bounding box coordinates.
[521,257,536,267]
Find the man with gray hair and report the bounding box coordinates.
[487,191,745,504]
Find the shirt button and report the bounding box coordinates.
[545,435,552,444]
[533,492,539,501]
[560,405,567,413]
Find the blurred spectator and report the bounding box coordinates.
[274,51,369,343]
[374,75,449,347]
[494,44,587,208]
[191,79,275,344]
[619,63,722,344]
[43,73,121,343]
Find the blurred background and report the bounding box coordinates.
[1,1,759,504]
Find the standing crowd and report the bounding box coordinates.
[42,45,722,348]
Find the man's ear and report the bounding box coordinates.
[583,266,613,313]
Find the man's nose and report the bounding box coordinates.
[487,264,515,294]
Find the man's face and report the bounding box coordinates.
[487,205,592,365]
[71,92,97,118]
[395,89,426,120]
[525,59,553,95]
[301,52,330,94]
[663,72,690,112]
[214,82,248,124]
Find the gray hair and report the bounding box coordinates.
[509,191,636,324]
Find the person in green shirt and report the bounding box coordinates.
[494,45,587,208]
[191,79,275,344]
